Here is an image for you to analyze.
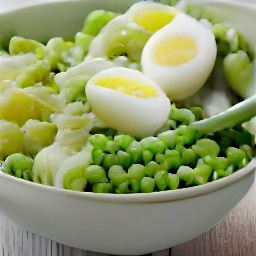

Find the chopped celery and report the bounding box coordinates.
[0,120,24,160]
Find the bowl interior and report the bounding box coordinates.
[0,0,136,47]
[0,1,256,254]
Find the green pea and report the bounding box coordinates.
[92,183,114,193]
[167,173,179,190]
[89,134,109,150]
[116,180,130,194]
[145,161,161,177]
[126,141,142,163]
[177,166,194,186]
[161,150,181,171]
[157,130,176,149]
[141,137,165,154]
[193,163,213,185]
[169,107,195,126]
[105,140,120,154]
[240,144,253,160]
[117,151,133,169]
[128,164,145,181]
[181,148,198,167]
[142,150,154,165]
[141,177,155,193]
[108,165,129,186]
[91,148,105,165]
[154,170,168,191]
[155,153,165,164]
[103,154,117,169]
[114,134,135,150]
[189,107,205,121]
[204,156,229,171]
[130,179,140,193]
[192,139,220,158]
[175,126,197,145]
[226,147,246,166]
[212,169,227,181]
[84,165,108,185]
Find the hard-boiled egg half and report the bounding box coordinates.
[141,13,217,101]
[126,1,178,33]
[85,67,171,138]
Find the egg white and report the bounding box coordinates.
[85,67,171,138]
[141,13,217,101]
[126,1,178,33]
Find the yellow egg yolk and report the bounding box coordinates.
[153,36,197,66]
[95,77,158,98]
[130,10,176,33]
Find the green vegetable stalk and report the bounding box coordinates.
[190,93,256,135]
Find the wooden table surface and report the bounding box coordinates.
[0,179,255,256]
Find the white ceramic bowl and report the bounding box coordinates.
[0,1,255,255]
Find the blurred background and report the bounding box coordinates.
[1,0,256,13]
[0,0,59,12]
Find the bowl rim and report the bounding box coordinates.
[0,0,136,15]
[0,159,255,203]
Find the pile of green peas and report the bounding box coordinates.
[85,105,253,193]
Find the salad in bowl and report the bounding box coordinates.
[0,0,255,254]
